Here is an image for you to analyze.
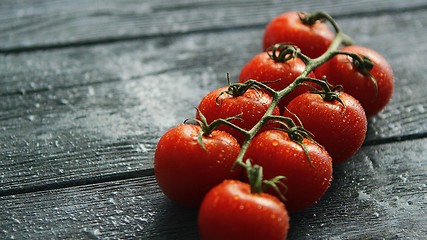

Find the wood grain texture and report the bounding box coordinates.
[1,138,425,239]
[1,0,427,51]
[288,138,427,239]
[1,1,427,239]
[1,8,427,193]
[0,175,199,239]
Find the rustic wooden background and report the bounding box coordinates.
[1,0,426,239]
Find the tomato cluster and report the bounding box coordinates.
[154,11,394,239]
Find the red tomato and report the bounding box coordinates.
[197,87,280,144]
[198,180,289,240]
[154,124,241,208]
[284,92,367,165]
[315,45,394,117]
[245,130,333,212]
[263,11,335,58]
[239,51,317,112]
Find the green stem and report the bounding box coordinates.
[299,31,352,80]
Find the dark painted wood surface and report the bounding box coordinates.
[1,1,426,239]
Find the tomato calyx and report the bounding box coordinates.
[216,74,280,106]
[217,73,255,100]
[315,84,345,107]
[298,11,327,26]
[190,108,245,151]
[298,11,353,46]
[267,43,304,63]
[237,159,287,201]
[267,114,319,168]
[300,77,347,113]
[337,51,379,101]
[215,73,279,105]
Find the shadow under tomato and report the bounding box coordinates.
[141,195,199,240]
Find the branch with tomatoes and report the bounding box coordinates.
[154,11,394,240]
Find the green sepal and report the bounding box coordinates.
[238,159,288,202]
[197,129,207,152]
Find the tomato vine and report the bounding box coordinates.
[155,10,393,236]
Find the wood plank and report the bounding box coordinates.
[1,0,426,51]
[288,138,427,239]
[0,71,214,193]
[0,175,199,239]
[1,9,427,192]
[1,138,425,239]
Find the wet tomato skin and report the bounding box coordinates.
[154,124,241,208]
[263,11,335,58]
[284,92,367,165]
[197,87,280,145]
[239,51,317,113]
[198,180,290,240]
[315,45,394,117]
[245,130,333,212]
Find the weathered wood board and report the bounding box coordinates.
[1,0,426,239]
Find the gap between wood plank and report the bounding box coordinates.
[362,131,427,146]
[1,3,427,54]
[0,168,154,197]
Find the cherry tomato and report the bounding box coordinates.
[263,11,335,58]
[198,180,289,240]
[245,130,333,212]
[154,124,241,208]
[283,92,367,165]
[315,45,394,117]
[197,87,280,144]
[239,51,317,112]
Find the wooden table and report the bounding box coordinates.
[1,1,426,239]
